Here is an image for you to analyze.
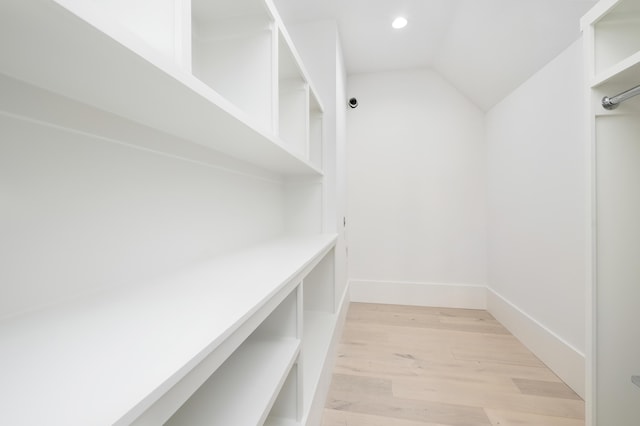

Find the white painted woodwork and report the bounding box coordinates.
[487,289,586,399]
[592,0,640,76]
[284,179,324,236]
[0,0,344,425]
[166,289,301,426]
[303,311,338,415]
[583,1,640,423]
[280,20,347,311]
[165,338,301,426]
[593,116,640,425]
[0,236,336,425]
[0,0,319,175]
[304,249,336,313]
[278,30,309,157]
[0,107,286,318]
[266,417,301,426]
[192,11,274,131]
[268,363,301,424]
[80,0,184,63]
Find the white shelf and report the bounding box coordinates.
[0,0,321,176]
[166,338,300,426]
[303,310,337,412]
[265,418,301,426]
[0,234,337,426]
[592,50,640,88]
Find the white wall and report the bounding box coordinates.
[485,40,587,394]
[486,39,587,353]
[347,69,487,303]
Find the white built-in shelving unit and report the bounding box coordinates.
[582,1,640,424]
[0,0,345,425]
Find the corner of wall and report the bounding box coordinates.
[486,288,586,398]
[349,280,487,310]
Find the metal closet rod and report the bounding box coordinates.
[602,83,640,110]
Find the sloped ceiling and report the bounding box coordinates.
[273,0,596,110]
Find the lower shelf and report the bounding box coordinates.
[0,234,337,426]
[303,310,337,413]
[166,338,300,426]
[264,418,302,426]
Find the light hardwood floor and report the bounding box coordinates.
[321,303,584,426]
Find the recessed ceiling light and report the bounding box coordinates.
[392,17,408,29]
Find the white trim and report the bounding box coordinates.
[486,288,586,399]
[349,280,487,309]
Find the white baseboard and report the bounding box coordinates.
[486,288,585,399]
[349,279,487,309]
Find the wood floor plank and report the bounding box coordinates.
[334,350,563,382]
[323,408,454,426]
[512,378,582,400]
[392,377,584,419]
[327,390,493,426]
[321,303,585,426]
[484,408,586,426]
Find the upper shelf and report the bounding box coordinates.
[592,50,640,88]
[0,0,321,176]
[0,234,337,425]
[583,0,640,87]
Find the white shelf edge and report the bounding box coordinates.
[591,50,640,88]
[581,0,622,29]
[166,338,301,426]
[0,0,321,177]
[0,234,337,426]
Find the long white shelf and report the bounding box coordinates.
[0,0,321,176]
[166,338,300,426]
[0,234,337,426]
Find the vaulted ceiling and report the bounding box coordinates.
[274,0,596,110]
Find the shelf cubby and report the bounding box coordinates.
[0,0,322,176]
[278,29,309,158]
[78,0,190,65]
[593,0,640,77]
[303,248,336,314]
[265,362,302,425]
[166,288,301,426]
[191,0,275,132]
[301,249,337,415]
[0,235,336,425]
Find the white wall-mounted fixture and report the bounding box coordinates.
[391,17,407,29]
